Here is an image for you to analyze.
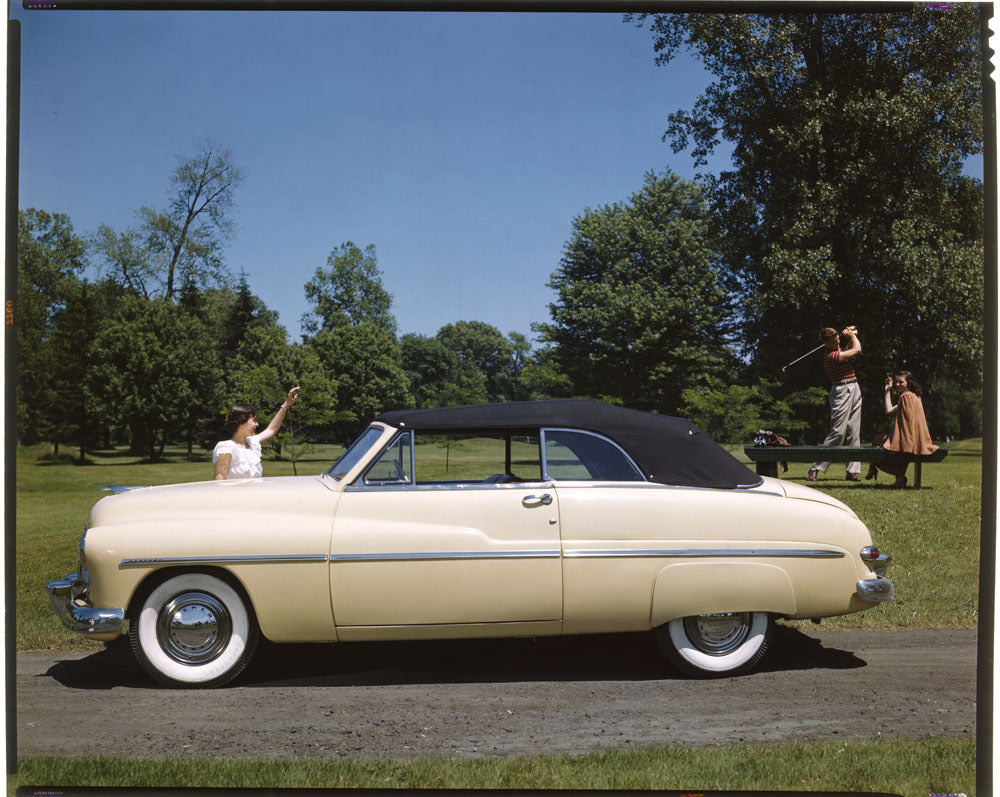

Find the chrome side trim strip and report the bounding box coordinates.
[563,548,845,559]
[119,554,329,569]
[330,548,842,563]
[120,548,843,568]
[345,481,553,493]
[331,550,561,563]
[553,482,785,497]
[344,480,783,496]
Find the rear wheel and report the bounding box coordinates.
[128,572,259,688]
[655,611,771,677]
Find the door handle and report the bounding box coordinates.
[522,493,553,506]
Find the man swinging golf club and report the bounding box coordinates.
[807,325,862,482]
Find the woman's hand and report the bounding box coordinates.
[885,376,893,392]
[258,387,301,444]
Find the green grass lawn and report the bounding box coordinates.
[10,736,976,796]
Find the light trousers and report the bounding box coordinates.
[811,381,862,474]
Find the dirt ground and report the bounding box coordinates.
[15,626,976,760]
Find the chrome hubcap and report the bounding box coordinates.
[157,591,232,665]
[683,612,752,656]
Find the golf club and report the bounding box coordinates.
[781,344,825,373]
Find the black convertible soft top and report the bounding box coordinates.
[376,399,762,490]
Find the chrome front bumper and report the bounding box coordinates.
[45,571,125,638]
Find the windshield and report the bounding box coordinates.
[326,426,386,480]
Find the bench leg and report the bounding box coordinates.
[756,462,779,479]
[914,461,922,489]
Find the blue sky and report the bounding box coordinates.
[10,9,734,343]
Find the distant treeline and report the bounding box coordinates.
[15,9,985,459]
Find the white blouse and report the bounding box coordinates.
[213,435,263,479]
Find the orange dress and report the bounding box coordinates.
[882,391,938,456]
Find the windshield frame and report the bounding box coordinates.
[325,425,389,480]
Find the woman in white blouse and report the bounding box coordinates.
[213,386,301,480]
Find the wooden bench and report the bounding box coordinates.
[743,445,949,488]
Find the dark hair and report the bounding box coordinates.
[224,402,258,438]
[894,371,922,397]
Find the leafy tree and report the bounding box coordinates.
[535,169,735,414]
[93,143,244,299]
[15,209,89,445]
[517,347,575,401]
[190,279,295,446]
[220,273,258,362]
[911,372,981,441]
[423,371,489,408]
[46,278,123,461]
[274,345,340,473]
[629,9,984,426]
[308,324,412,441]
[178,272,206,319]
[435,321,522,403]
[302,242,397,336]
[400,333,463,407]
[90,225,156,298]
[303,242,411,440]
[401,324,533,407]
[89,296,218,460]
[680,378,826,445]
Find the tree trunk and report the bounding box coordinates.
[129,418,147,457]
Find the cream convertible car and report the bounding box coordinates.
[46,399,893,687]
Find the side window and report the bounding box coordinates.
[543,430,644,482]
[363,433,412,485]
[414,432,542,485]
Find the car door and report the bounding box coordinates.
[541,428,659,635]
[329,430,563,633]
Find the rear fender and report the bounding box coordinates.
[650,561,796,626]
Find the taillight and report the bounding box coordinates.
[860,546,880,561]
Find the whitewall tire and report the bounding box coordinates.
[656,611,771,677]
[128,572,259,688]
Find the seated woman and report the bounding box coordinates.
[866,371,938,488]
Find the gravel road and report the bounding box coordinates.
[16,626,976,760]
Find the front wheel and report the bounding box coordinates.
[655,611,771,677]
[128,572,259,688]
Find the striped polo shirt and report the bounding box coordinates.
[822,349,856,384]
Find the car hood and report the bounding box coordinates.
[767,477,859,518]
[87,475,335,528]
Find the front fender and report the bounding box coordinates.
[650,561,797,626]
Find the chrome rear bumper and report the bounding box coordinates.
[856,577,895,602]
[45,572,125,637]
